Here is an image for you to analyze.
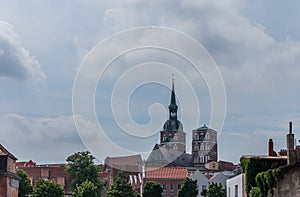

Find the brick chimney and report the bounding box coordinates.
[268,139,277,156]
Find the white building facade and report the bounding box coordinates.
[226,173,245,197]
[190,171,229,197]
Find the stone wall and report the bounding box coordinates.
[273,164,300,197]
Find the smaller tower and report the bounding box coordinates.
[192,125,218,167]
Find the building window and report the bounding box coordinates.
[202,185,206,192]
[235,184,238,197]
[178,184,181,190]
[200,144,204,150]
[194,134,199,141]
[163,184,166,193]
[228,187,231,197]
[200,156,204,163]
[170,184,174,193]
[0,156,7,171]
[163,134,166,141]
[206,143,210,150]
[174,134,178,141]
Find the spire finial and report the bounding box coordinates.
[172,74,175,92]
[169,75,178,120]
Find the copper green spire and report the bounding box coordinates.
[168,77,178,120]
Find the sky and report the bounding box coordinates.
[0,0,300,164]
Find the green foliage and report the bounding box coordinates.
[17,169,33,197]
[106,171,140,197]
[272,168,283,183]
[249,187,262,197]
[177,177,198,197]
[72,180,99,197]
[255,173,268,196]
[200,182,226,197]
[240,157,286,195]
[255,168,283,197]
[66,151,104,193]
[240,157,250,173]
[143,181,163,197]
[33,179,64,197]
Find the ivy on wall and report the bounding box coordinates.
[240,157,286,196]
[253,168,283,197]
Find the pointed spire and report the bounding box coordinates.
[170,77,176,106]
[168,75,178,120]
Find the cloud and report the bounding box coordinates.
[1,0,300,164]
[0,21,45,80]
[0,113,85,163]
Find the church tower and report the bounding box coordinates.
[160,79,186,153]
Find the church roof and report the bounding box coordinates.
[193,124,217,133]
[146,144,192,167]
[168,78,178,110]
[163,119,183,131]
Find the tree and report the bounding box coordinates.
[200,182,226,197]
[177,177,198,197]
[106,171,139,197]
[72,180,99,197]
[17,169,33,197]
[33,179,64,197]
[143,181,163,197]
[66,151,104,193]
[249,187,263,197]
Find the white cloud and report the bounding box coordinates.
[0,113,85,163]
[1,0,300,163]
[0,21,45,80]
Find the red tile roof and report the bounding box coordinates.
[99,171,110,179]
[218,160,238,171]
[145,167,187,179]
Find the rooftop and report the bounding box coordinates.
[145,167,187,179]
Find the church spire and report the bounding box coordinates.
[168,76,178,120]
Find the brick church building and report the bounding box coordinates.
[146,79,218,169]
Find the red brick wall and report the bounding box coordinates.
[0,175,19,197]
[19,165,72,195]
[0,176,8,197]
[144,178,185,197]
[9,182,18,197]
[8,157,16,173]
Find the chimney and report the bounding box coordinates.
[287,121,296,165]
[268,139,277,156]
[287,122,294,151]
